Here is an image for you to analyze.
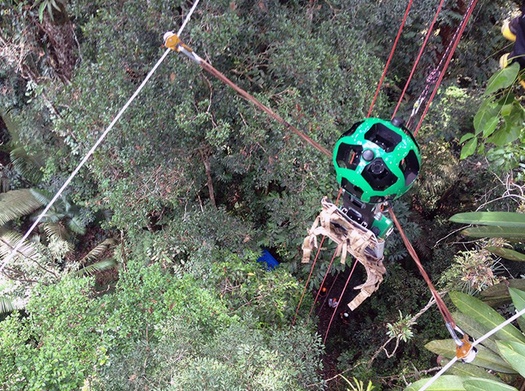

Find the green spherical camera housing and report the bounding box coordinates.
[333,118,421,203]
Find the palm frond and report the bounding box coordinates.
[0,177,9,193]
[10,146,44,184]
[0,296,19,314]
[72,258,119,277]
[0,189,44,225]
[42,222,74,254]
[68,215,86,235]
[0,110,20,148]
[43,221,70,242]
[80,238,117,265]
[0,228,40,261]
[29,188,53,206]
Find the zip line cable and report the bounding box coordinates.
[0,0,201,274]
[418,305,525,391]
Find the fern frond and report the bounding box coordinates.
[0,229,40,261]
[72,258,119,277]
[68,215,86,235]
[42,222,74,254]
[43,222,70,242]
[0,189,43,225]
[80,238,117,265]
[29,188,52,207]
[0,110,20,148]
[0,296,18,314]
[10,146,44,184]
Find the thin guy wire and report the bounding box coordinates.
[0,1,201,274]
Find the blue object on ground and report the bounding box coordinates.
[257,249,279,270]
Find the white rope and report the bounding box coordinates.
[418,305,525,390]
[0,0,201,274]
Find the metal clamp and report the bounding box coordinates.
[446,323,477,363]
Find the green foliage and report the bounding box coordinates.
[460,64,525,177]
[0,189,43,226]
[0,252,323,390]
[210,249,307,327]
[450,211,525,271]
[0,277,105,390]
[411,289,525,390]
[1,0,519,389]
[342,376,375,391]
[438,249,502,294]
[386,311,415,343]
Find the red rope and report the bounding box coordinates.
[367,0,414,118]
[292,236,326,325]
[392,0,447,119]
[323,259,358,344]
[309,250,338,317]
[413,0,479,136]
[316,269,340,316]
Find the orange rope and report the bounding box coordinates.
[367,0,414,118]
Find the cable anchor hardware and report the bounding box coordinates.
[163,31,202,64]
[446,322,477,363]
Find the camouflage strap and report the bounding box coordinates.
[302,197,386,310]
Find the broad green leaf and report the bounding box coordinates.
[425,339,515,373]
[487,247,525,262]
[508,288,525,331]
[496,340,525,377]
[459,133,475,144]
[484,63,520,95]
[461,226,525,240]
[460,138,477,159]
[473,100,502,135]
[509,288,525,311]
[405,375,465,391]
[38,2,46,22]
[488,123,522,146]
[500,103,514,117]
[482,280,525,307]
[450,292,525,344]
[463,378,518,391]
[481,117,499,138]
[449,212,525,228]
[447,360,500,381]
